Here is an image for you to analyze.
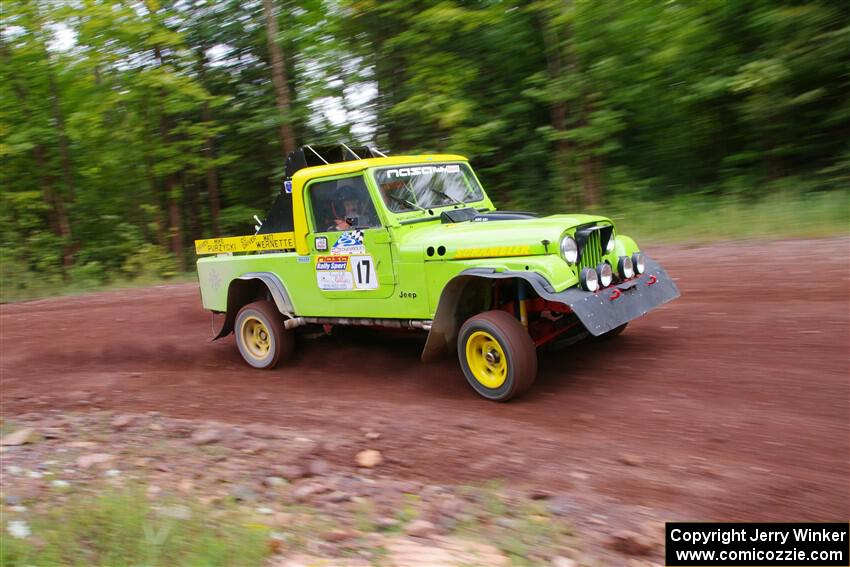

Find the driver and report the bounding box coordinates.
[330,185,373,231]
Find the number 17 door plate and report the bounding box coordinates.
[315,255,378,291]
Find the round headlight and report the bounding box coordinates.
[605,235,616,253]
[580,267,599,292]
[632,252,646,274]
[560,236,578,264]
[618,256,635,279]
[597,263,613,287]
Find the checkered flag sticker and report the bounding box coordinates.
[335,230,364,247]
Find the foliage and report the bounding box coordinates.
[0,0,848,297]
[122,244,178,280]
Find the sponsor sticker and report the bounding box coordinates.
[317,270,353,291]
[384,164,461,178]
[316,255,349,271]
[315,253,378,291]
[207,267,222,291]
[454,245,531,259]
[331,230,366,255]
[194,232,295,255]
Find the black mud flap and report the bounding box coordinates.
[551,257,680,336]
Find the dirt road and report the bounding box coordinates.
[2,238,848,525]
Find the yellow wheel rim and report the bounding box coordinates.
[465,331,507,389]
[241,316,271,360]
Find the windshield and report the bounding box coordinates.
[373,163,485,213]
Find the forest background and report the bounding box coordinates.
[2,0,848,299]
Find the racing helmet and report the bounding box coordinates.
[332,184,360,219]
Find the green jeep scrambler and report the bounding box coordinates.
[195,145,680,401]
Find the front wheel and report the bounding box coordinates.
[457,310,537,402]
[589,323,628,342]
[235,300,293,369]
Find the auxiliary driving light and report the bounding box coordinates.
[560,236,579,264]
[580,267,599,292]
[596,263,613,288]
[632,252,646,274]
[618,256,635,279]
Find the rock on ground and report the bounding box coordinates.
[307,459,331,476]
[385,535,510,567]
[0,428,37,446]
[190,427,224,445]
[272,555,370,567]
[621,454,644,467]
[405,519,438,538]
[278,464,307,481]
[608,530,656,556]
[229,485,258,502]
[355,449,382,468]
[76,453,117,469]
[111,414,135,429]
[292,482,329,502]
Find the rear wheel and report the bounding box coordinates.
[457,310,537,401]
[235,300,293,369]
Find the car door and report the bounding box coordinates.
[305,174,395,299]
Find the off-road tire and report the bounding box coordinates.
[457,310,537,402]
[234,300,293,369]
[590,323,628,342]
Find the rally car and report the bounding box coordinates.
[194,144,680,401]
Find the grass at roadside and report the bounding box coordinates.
[606,191,849,244]
[1,489,271,567]
[0,272,198,304]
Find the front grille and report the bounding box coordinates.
[579,230,602,271]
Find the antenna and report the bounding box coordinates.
[304,145,329,164]
[340,142,362,160]
[253,215,263,235]
[370,146,388,158]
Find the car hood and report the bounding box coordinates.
[394,213,612,260]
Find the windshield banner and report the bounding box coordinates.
[384,165,461,178]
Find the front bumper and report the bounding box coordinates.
[461,256,679,337]
[549,257,680,335]
[422,256,680,361]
